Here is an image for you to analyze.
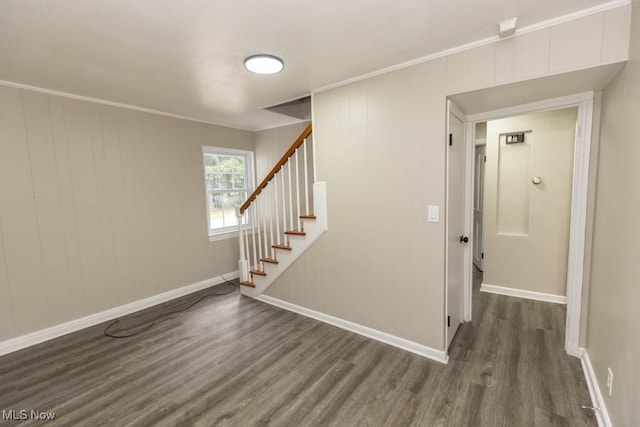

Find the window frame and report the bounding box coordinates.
[202,146,255,241]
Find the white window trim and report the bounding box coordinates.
[202,146,255,239]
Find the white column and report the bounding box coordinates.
[288,160,293,233]
[237,208,248,282]
[303,138,310,216]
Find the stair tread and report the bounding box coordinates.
[272,244,292,251]
[300,215,316,220]
[260,258,278,264]
[240,281,255,288]
[285,230,306,236]
[250,269,267,276]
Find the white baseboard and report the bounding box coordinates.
[254,294,449,364]
[480,283,567,304]
[581,349,612,427]
[0,271,239,357]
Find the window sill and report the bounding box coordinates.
[208,229,239,242]
[208,228,254,242]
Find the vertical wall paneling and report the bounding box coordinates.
[116,110,138,302]
[89,103,118,311]
[445,52,464,95]
[587,3,640,424]
[100,106,131,306]
[0,86,49,334]
[495,38,516,84]
[266,60,448,349]
[549,13,604,73]
[514,28,551,80]
[602,4,633,64]
[461,43,496,91]
[0,220,16,339]
[63,98,110,314]
[48,95,86,318]
[444,6,631,96]
[0,86,253,342]
[21,91,74,326]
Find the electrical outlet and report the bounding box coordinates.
[606,368,614,397]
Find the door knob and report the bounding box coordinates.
[459,235,469,243]
[532,176,542,185]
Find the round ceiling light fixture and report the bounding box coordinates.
[244,54,284,74]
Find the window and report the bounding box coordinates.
[202,147,254,238]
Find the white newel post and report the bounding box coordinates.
[236,207,249,283]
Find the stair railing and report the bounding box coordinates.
[237,123,313,284]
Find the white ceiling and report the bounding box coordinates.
[0,0,617,130]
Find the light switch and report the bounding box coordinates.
[428,205,440,223]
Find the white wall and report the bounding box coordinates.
[1,2,631,359]
[586,1,640,424]
[445,4,631,95]
[254,122,310,179]
[262,3,632,353]
[0,85,253,341]
[266,59,448,349]
[483,108,577,296]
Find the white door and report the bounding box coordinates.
[472,144,486,271]
[483,108,577,296]
[446,102,465,348]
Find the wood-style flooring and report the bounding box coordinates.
[0,272,596,426]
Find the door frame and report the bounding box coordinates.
[461,91,596,358]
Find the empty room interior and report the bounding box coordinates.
[0,0,638,425]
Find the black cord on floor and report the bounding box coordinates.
[103,275,238,339]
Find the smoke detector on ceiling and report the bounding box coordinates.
[499,17,517,38]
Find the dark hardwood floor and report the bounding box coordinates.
[0,273,596,426]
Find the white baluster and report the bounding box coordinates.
[295,149,301,231]
[304,138,309,216]
[281,166,287,243]
[237,208,248,283]
[268,181,274,259]
[262,194,268,268]
[251,204,258,270]
[274,171,280,248]
[255,199,263,270]
[243,210,250,273]
[288,160,293,234]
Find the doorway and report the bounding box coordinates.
[472,123,486,272]
[473,107,578,310]
[457,92,596,357]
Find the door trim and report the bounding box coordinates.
[463,91,595,357]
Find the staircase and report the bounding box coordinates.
[236,124,327,297]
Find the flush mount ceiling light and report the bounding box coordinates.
[244,54,284,74]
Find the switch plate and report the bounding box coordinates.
[428,205,440,223]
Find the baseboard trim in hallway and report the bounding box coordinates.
[0,271,239,357]
[480,283,567,304]
[254,294,449,364]
[581,349,612,427]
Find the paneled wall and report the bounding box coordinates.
[254,122,310,179]
[587,0,640,424]
[266,59,448,349]
[0,86,253,341]
[263,3,632,352]
[446,4,631,94]
[483,108,577,297]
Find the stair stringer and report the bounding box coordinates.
[240,182,328,298]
